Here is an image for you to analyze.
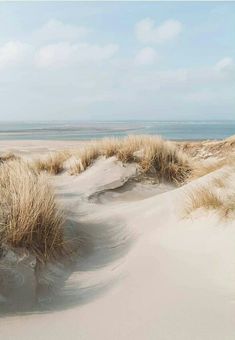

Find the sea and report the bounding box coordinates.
[0,121,235,141]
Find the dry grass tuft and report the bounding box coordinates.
[0,152,18,164]
[138,138,191,183]
[212,176,226,188]
[185,188,223,216]
[184,186,235,219]
[116,135,145,163]
[69,145,100,175]
[32,134,234,184]
[190,158,235,181]
[100,137,121,158]
[33,151,70,175]
[31,134,235,180]
[225,135,235,146]
[66,135,192,183]
[177,136,235,160]
[0,160,64,263]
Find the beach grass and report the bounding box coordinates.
[189,158,235,181]
[31,135,235,186]
[0,152,19,163]
[68,136,192,183]
[185,188,223,214]
[33,151,71,175]
[184,185,235,218]
[0,159,64,263]
[69,145,100,175]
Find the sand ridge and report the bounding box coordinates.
[1,139,235,340]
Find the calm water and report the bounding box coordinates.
[0,121,235,141]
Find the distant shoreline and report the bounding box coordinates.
[0,137,226,143]
[0,120,234,141]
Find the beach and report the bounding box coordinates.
[1,0,235,337]
[1,135,235,340]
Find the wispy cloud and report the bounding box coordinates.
[35,42,119,68]
[0,1,234,120]
[135,18,182,44]
[215,57,234,72]
[32,19,90,43]
[134,47,157,65]
[0,41,30,69]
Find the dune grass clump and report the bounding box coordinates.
[115,135,145,163]
[68,136,142,175]
[177,135,235,160]
[193,159,227,179]
[113,135,192,183]
[225,135,235,146]
[0,160,64,263]
[138,138,192,183]
[30,135,193,184]
[34,151,70,175]
[184,186,235,219]
[189,158,235,181]
[0,152,18,164]
[114,136,192,184]
[212,176,226,188]
[100,137,121,158]
[32,134,235,183]
[69,145,100,175]
[66,135,192,184]
[185,188,223,216]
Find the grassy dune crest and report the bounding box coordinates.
[0,152,18,164]
[32,135,235,185]
[185,188,224,215]
[137,137,191,183]
[34,151,71,175]
[69,136,193,183]
[0,160,64,263]
[190,158,235,181]
[69,145,100,175]
[184,185,235,218]
[177,135,235,159]
[33,135,193,183]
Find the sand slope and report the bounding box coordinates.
[1,146,235,340]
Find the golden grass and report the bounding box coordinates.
[212,177,225,188]
[0,152,18,163]
[184,157,235,218]
[100,137,121,158]
[0,160,64,263]
[67,135,192,184]
[225,135,235,145]
[31,135,234,184]
[212,176,226,188]
[33,151,70,175]
[178,136,235,160]
[185,188,223,215]
[190,158,235,181]
[138,138,191,183]
[184,186,235,219]
[116,135,145,163]
[69,145,100,175]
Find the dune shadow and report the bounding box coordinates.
[90,180,175,204]
[0,215,133,317]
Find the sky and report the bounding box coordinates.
[0,1,234,121]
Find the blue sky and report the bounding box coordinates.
[0,1,234,121]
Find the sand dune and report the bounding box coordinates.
[1,138,235,339]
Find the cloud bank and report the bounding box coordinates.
[135,18,182,44]
[0,12,234,120]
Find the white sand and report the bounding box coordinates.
[1,142,235,340]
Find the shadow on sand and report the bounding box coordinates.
[0,215,133,317]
